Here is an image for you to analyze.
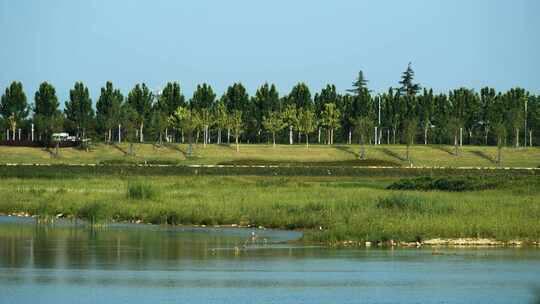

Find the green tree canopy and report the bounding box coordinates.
[96,81,123,141]
[33,82,62,142]
[64,82,94,138]
[191,83,216,110]
[1,81,28,126]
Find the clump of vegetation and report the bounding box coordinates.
[376,194,454,214]
[387,176,501,192]
[127,181,157,200]
[76,201,109,224]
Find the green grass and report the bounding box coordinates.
[0,175,538,243]
[387,176,502,191]
[0,143,539,168]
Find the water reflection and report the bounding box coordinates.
[1,216,540,304]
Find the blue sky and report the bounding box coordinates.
[1,0,539,104]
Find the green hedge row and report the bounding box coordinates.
[0,164,537,179]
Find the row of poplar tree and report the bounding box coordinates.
[1,63,539,149]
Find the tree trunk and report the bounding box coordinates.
[484,128,489,145]
[497,136,502,167]
[530,130,533,147]
[515,128,519,148]
[393,128,396,144]
[348,130,352,145]
[289,126,293,145]
[187,131,193,157]
[318,127,321,144]
[305,133,309,149]
[118,125,121,144]
[139,123,144,143]
[272,132,276,148]
[298,131,301,144]
[387,129,390,145]
[235,134,239,152]
[330,128,334,145]
[424,127,428,145]
[227,128,230,144]
[360,136,365,160]
[454,133,459,156]
[203,125,208,148]
[459,127,463,147]
[406,144,410,161]
[217,128,222,144]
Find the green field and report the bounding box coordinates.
[0,143,539,168]
[1,174,539,244]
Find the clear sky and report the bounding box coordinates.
[1,0,539,104]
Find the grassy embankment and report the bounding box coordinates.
[0,174,539,244]
[0,143,539,167]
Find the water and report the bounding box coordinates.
[1,216,539,304]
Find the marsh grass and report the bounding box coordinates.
[0,175,538,243]
[76,201,109,224]
[376,194,455,214]
[127,180,157,200]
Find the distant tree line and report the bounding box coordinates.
[1,63,539,155]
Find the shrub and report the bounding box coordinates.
[387,176,501,192]
[127,181,157,200]
[376,195,454,214]
[76,201,108,224]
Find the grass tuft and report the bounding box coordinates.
[127,181,157,200]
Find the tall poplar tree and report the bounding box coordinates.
[64,82,94,139]
[0,81,28,140]
[96,82,123,142]
[33,82,62,143]
[126,83,153,143]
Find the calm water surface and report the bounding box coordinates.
[0,216,539,304]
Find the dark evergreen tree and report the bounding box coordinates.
[286,83,312,110]
[96,81,123,142]
[190,83,216,110]
[347,70,369,96]
[64,82,94,138]
[126,83,153,143]
[33,82,63,143]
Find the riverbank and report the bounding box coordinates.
[1,175,538,244]
[2,212,539,248]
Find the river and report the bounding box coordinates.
[0,216,539,304]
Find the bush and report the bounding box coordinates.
[387,176,501,192]
[127,181,157,200]
[376,195,454,214]
[76,201,108,224]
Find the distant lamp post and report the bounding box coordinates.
[154,87,164,141]
[377,94,382,145]
[524,96,528,147]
